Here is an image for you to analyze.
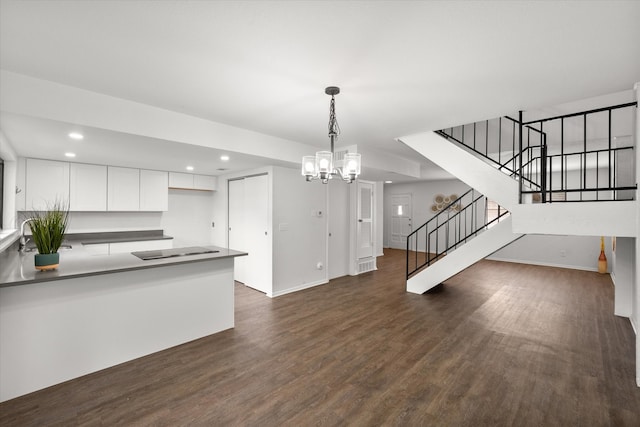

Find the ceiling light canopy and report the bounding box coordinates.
[302,86,361,184]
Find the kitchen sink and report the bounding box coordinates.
[132,246,219,261]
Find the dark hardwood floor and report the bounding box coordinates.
[2,249,639,426]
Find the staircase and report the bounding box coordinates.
[405,188,523,293]
[399,102,637,295]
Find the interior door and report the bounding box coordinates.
[357,181,374,259]
[328,180,349,279]
[228,179,246,283]
[390,194,412,249]
[242,174,270,294]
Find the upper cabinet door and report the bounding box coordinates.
[107,166,140,211]
[70,163,107,211]
[168,172,194,189]
[25,158,70,211]
[193,174,217,191]
[168,172,216,191]
[139,169,168,211]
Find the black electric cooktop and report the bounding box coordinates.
[131,246,220,261]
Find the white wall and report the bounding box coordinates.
[383,178,471,248]
[633,81,639,388]
[384,177,623,273]
[0,129,18,230]
[213,165,337,297]
[272,166,328,296]
[611,237,635,318]
[375,182,384,257]
[161,189,215,246]
[488,234,613,272]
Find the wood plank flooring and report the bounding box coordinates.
[1,249,639,426]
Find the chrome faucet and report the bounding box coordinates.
[18,218,34,252]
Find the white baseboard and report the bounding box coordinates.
[487,256,600,273]
[268,279,328,298]
[630,317,637,335]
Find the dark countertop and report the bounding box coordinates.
[0,238,247,288]
[56,229,174,245]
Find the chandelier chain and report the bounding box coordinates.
[328,96,341,138]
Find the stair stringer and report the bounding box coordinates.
[407,216,523,294]
[397,132,519,210]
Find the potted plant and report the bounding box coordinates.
[28,201,70,271]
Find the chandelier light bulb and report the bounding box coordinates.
[304,162,315,173]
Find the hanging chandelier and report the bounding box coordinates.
[301,86,361,183]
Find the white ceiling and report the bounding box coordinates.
[0,1,639,180]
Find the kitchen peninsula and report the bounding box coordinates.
[0,235,246,402]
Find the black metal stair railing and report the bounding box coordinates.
[522,102,637,202]
[435,102,637,203]
[406,102,637,281]
[406,189,509,279]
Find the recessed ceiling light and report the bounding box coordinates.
[385,180,393,184]
[68,132,84,140]
[65,152,76,158]
[220,155,230,161]
[186,166,194,171]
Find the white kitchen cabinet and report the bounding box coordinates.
[109,239,173,254]
[70,163,107,211]
[169,172,216,191]
[193,174,217,191]
[25,158,70,211]
[139,169,168,211]
[168,172,193,189]
[108,166,140,211]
